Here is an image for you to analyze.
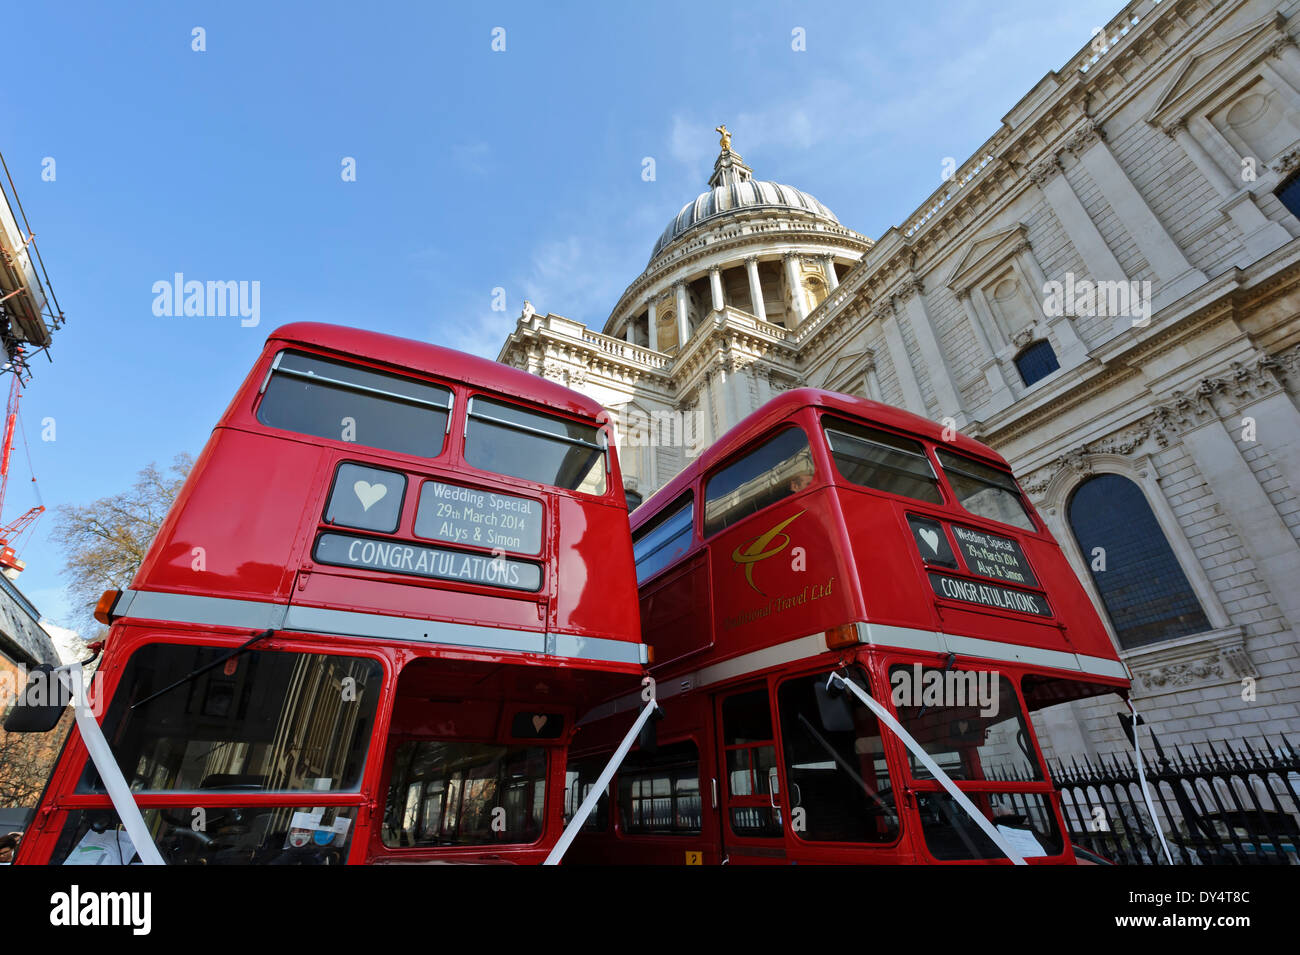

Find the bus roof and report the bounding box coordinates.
[634,388,1015,529]
[267,322,607,421]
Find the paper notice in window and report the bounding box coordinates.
[995,823,1048,857]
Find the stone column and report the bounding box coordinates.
[875,298,926,415]
[1067,120,1205,309]
[646,298,658,351]
[1156,388,1300,634]
[1163,119,1290,261]
[895,277,966,427]
[783,253,808,325]
[674,281,690,349]
[625,320,635,344]
[709,267,725,313]
[1029,155,1127,286]
[822,255,839,290]
[745,256,767,323]
[863,356,883,402]
[955,288,1015,410]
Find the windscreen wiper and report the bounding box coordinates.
[130,629,275,710]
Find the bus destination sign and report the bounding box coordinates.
[415,481,543,555]
[949,524,1038,588]
[314,532,543,592]
[928,572,1051,617]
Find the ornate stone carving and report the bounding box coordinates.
[894,276,924,301]
[1273,148,1300,175]
[1011,325,1036,349]
[1064,117,1106,155]
[1137,657,1225,690]
[870,298,895,321]
[1028,155,1063,184]
[1160,118,1188,137]
[1151,388,1219,446]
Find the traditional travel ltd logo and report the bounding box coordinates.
[732,510,805,594]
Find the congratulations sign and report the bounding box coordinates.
[314,532,542,592]
[928,572,1051,617]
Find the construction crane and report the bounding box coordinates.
[0,360,43,579]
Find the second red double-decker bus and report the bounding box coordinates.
[563,388,1132,865]
[11,322,649,865]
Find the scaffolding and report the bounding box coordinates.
[0,148,63,383]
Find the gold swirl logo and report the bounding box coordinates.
[732,510,805,594]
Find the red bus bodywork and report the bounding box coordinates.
[565,388,1130,865]
[17,323,647,865]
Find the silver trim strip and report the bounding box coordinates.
[855,622,1128,681]
[579,621,1128,725]
[116,589,647,666]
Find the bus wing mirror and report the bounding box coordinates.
[3,664,70,733]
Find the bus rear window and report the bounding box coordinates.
[257,350,451,457]
[935,449,1036,531]
[464,396,607,494]
[704,427,813,537]
[823,417,942,504]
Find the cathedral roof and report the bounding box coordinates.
[648,127,840,264]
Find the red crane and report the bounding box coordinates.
[0,363,43,578]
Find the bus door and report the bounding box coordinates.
[714,684,786,865]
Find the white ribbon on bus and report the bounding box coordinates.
[825,670,1028,865]
[59,665,166,866]
[544,695,661,866]
[1127,698,1175,866]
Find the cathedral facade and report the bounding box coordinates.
[499,0,1300,760]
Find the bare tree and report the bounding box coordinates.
[50,453,194,628]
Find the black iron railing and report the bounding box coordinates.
[1046,735,1300,864]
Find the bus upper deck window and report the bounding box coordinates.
[257,350,452,458]
[935,449,1036,532]
[822,417,942,505]
[464,396,606,495]
[632,493,694,584]
[703,428,813,538]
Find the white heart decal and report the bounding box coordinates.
[353,480,388,512]
[532,714,548,733]
[919,527,940,553]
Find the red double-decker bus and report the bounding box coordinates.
[11,322,649,865]
[562,388,1133,865]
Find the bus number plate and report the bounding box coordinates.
[415,481,543,555]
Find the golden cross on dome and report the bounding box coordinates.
[715,124,731,151]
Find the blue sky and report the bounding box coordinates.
[3,0,1124,631]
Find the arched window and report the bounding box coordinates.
[1014,340,1059,387]
[1067,474,1209,649]
[1277,169,1300,220]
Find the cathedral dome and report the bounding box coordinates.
[648,127,840,263]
